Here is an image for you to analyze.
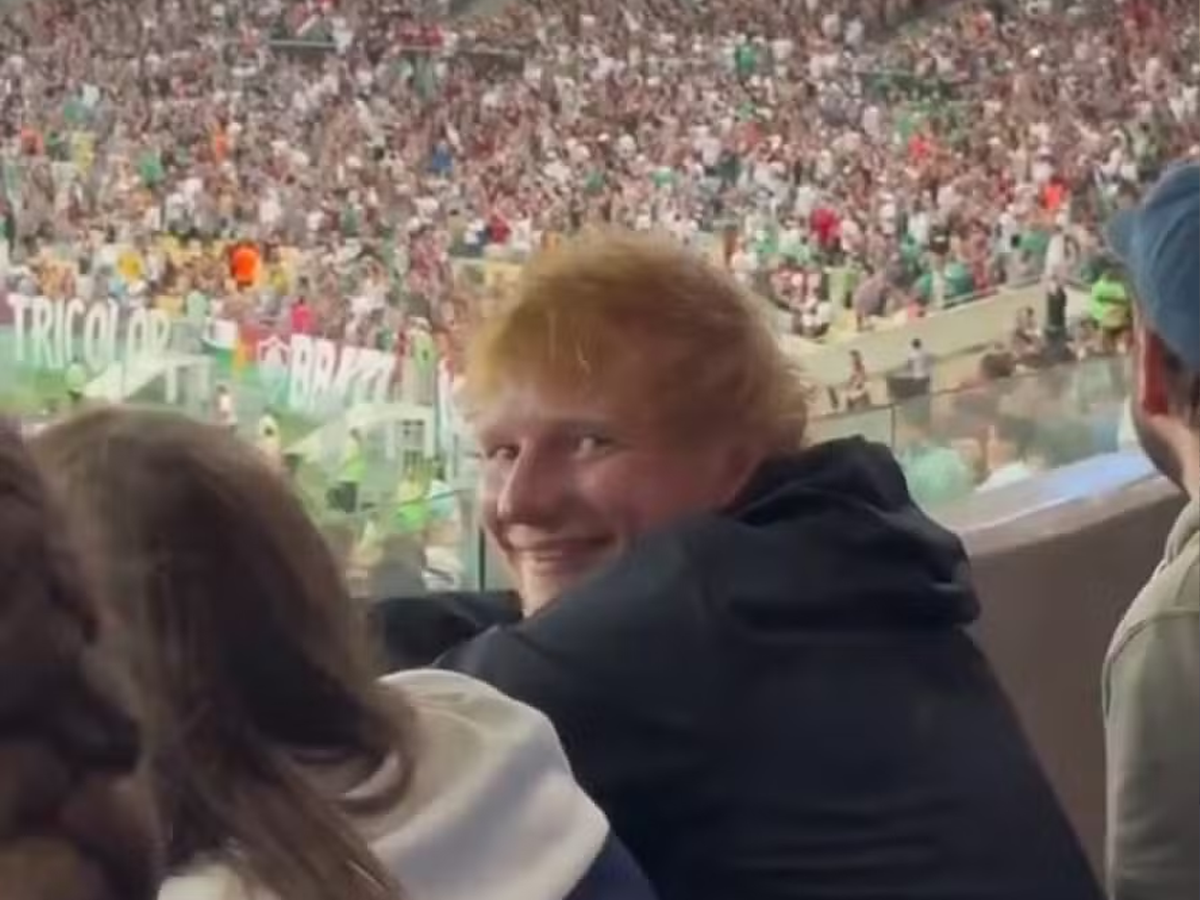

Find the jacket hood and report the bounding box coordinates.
[697,437,978,630]
[158,671,613,900]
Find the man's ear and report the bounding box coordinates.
[1137,326,1171,418]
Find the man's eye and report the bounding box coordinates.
[575,434,614,457]
[481,444,518,463]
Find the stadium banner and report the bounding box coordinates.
[202,318,409,418]
[4,293,173,373]
[0,296,430,422]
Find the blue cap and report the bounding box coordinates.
[1105,161,1200,373]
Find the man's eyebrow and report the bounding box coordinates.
[554,417,616,433]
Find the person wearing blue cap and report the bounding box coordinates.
[1102,160,1199,900]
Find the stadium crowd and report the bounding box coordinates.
[0,0,1197,361]
[0,0,1198,893]
[2,162,1197,900]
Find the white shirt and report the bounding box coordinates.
[979,461,1037,492]
[158,672,611,900]
[216,392,237,428]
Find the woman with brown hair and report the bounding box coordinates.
[0,422,159,900]
[32,406,655,900]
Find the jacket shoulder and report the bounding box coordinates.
[1109,545,1199,667]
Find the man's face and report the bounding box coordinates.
[473,381,753,614]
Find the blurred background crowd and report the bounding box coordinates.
[2,0,1196,343]
[1,2,1198,899]
[0,0,1197,590]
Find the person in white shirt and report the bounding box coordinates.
[907,338,933,381]
[979,414,1038,491]
[257,410,283,469]
[214,383,238,433]
[799,294,833,339]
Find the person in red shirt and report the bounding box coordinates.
[290,295,313,335]
[487,213,511,246]
[810,205,840,253]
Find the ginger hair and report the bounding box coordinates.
[463,229,811,453]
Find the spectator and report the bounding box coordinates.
[1022,367,1100,469]
[31,407,658,900]
[1011,306,1045,367]
[330,426,366,514]
[2,0,1197,357]
[420,231,1097,900]
[1043,275,1071,353]
[256,410,282,469]
[1089,262,1133,354]
[979,412,1038,490]
[213,384,238,433]
[893,393,977,508]
[906,336,934,380]
[0,422,160,900]
[977,342,1018,383]
[1102,161,1199,900]
[844,348,872,410]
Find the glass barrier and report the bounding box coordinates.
[0,313,476,596]
[1,305,1135,598]
[812,353,1132,506]
[465,353,1135,593]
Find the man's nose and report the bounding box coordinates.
[495,454,558,526]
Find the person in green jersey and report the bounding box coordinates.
[1089,263,1132,352]
[894,397,976,510]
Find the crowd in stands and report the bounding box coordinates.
[1,0,1197,365]
[4,171,1197,900]
[0,0,1193,601]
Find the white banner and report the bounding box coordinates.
[6,294,173,373]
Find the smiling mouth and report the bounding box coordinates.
[514,538,612,564]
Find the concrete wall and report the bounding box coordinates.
[941,453,1184,876]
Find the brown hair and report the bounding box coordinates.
[463,229,812,454]
[0,421,159,900]
[32,407,417,900]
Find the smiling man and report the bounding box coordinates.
[472,385,756,614]
[435,230,1100,900]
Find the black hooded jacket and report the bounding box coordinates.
[416,438,1100,900]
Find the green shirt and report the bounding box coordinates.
[898,444,975,511]
[138,151,165,188]
[650,168,675,189]
[735,44,757,77]
[185,291,209,322]
[47,132,70,162]
[1019,229,1050,262]
[1090,276,1131,330]
[63,97,86,127]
